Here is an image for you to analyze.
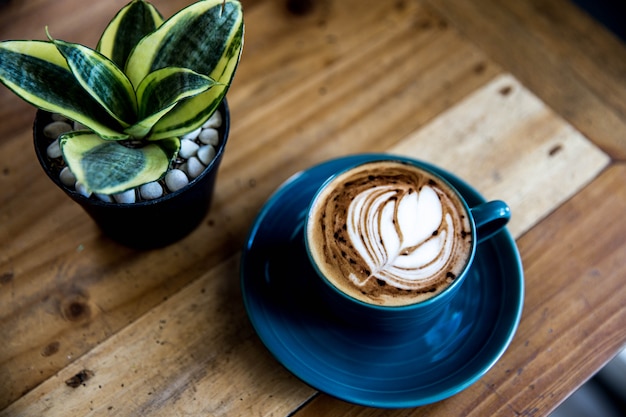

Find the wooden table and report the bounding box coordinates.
[1,0,625,415]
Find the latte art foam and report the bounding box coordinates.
[307,161,473,306]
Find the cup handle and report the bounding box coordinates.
[470,200,511,244]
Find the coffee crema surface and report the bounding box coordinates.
[307,160,473,306]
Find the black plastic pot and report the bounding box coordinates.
[33,100,230,249]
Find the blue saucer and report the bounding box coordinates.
[240,154,524,408]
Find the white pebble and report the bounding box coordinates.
[75,182,92,198]
[95,193,113,203]
[202,111,222,129]
[139,182,164,200]
[186,156,205,179]
[46,139,62,158]
[179,139,200,159]
[113,189,136,204]
[197,145,217,165]
[182,127,202,141]
[43,121,72,139]
[165,169,189,192]
[198,128,219,146]
[59,166,76,187]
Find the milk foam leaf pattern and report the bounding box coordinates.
[347,184,453,288]
[0,0,244,195]
[126,0,244,140]
[50,35,138,129]
[0,41,128,140]
[60,131,180,195]
[97,0,164,70]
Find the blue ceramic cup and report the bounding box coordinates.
[304,158,510,331]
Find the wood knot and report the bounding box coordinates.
[41,341,61,357]
[473,62,487,75]
[549,144,563,156]
[286,0,314,15]
[60,294,91,322]
[499,85,513,96]
[0,271,14,284]
[65,369,95,388]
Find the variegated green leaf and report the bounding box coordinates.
[97,0,164,70]
[0,40,127,140]
[125,0,244,139]
[51,36,138,128]
[124,67,218,138]
[149,27,240,140]
[125,0,242,85]
[60,130,180,195]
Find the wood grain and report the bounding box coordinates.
[0,0,624,415]
[425,0,626,160]
[294,164,626,416]
[2,134,621,416]
[1,256,315,417]
[392,73,610,238]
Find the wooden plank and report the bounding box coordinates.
[505,0,626,118]
[2,71,615,417]
[4,154,622,417]
[294,164,626,416]
[392,73,611,238]
[1,0,620,415]
[0,256,315,417]
[220,0,502,230]
[0,0,497,409]
[425,0,626,160]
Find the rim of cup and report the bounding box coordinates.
[303,157,479,311]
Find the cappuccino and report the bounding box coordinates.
[306,160,473,307]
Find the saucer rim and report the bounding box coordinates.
[240,153,524,408]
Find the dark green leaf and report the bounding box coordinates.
[126,0,244,139]
[52,37,138,127]
[0,40,126,139]
[97,0,164,69]
[60,130,179,194]
[125,67,218,138]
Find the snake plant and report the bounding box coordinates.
[0,0,244,195]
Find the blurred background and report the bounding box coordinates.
[0,0,623,414]
[571,0,626,41]
[550,2,625,416]
[551,347,626,417]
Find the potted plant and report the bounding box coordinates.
[0,0,244,248]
